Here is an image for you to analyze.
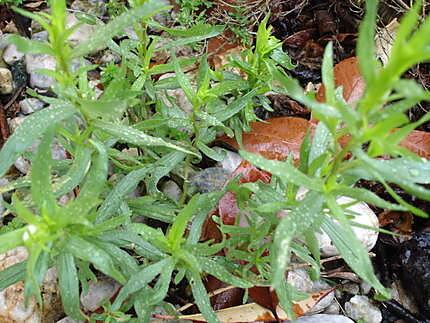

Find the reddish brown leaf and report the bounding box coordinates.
[400,130,430,159]
[201,161,271,241]
[378,210,413,235]
[283,29,316,48]
[205,276,244,311]
[316,56,365,106]
[218,117,311,161]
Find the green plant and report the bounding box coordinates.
[0,0,429,322]
[176,0,213,27]
[226,0,430,316]
[0,0,22,6]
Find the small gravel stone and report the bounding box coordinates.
[56,317,83,323]
[323,301,340,315]
[8,115,26,133]
[26,53,56,89]
[19,98,45,115]
[345,295,382,323]
[71,0,106,16]
[189,167,230,193]
[287,268,335,314]
[67,14,98,48]
[3,44,24,65]
[360,281,372,295]
[162,180,182,202]
[0,248,62,322]
[31,31,49,42]
[291,314,353,323]
[14,156,31,174]
[316,196,379,257]
[342,282,360,295]
[215,148,243,174]
[0,67,13,94]
[100,50,121,64]
[80,277,121,312]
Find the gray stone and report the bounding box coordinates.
[3,44,24,65]
[19,98,45,115]
[51,142,68,160]
[71,0,106,17]
[345,295,382,323]
[0,247,62,322]
[25,53,56,89]
[8,115,26,133]
[80,277,121,312]
[291,314,353,323]
[100,50,121,64]
[215,148,243,174]
[360,281,372,295]
[67,14,98,48]
[189,167,230,193]
[14,156,31,174]
[287,268,335,314]
[0,67,13,94]
[323,301,340,315]
[31,31,49,42]
[57,317,83,323]
[316,196,379,257]
[342,282,360,295]
[0,33,9,51]
[162,180,182,202]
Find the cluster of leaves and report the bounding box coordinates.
[0,0,429,322]
[175,0,253,45]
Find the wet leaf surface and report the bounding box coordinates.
[217,117,310,161]
[316,56,365,106]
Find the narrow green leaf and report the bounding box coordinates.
[271,191,324,289]
[321,42,335,106]
[167,194,201,249]
[322,197,390,298]
[240,150,323,191]
[58,253,86,320]
[7,35,55,56]
[357,0,378,83]
[0,261,26,291]
[0,103,75,177]
[188,271,220,323]
[96,166,149,223]
[112,258,170,310]
[72,0,170,57]
[66,236,126,284]
[53,146,92,196]
[94,120,195,156]
[199,257,252,288]
[0,228,25,254]
[333,186,407,211]
[31,127,56,216]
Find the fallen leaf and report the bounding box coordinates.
[378,210,413,235]
[375,19,399,66]
[158,289,335,322]
[205,276,244,311]
[400,130,430,159]
[217,117,311,161]
[276,288,335,320]
[316,56,365,106]
[201,161,271,241]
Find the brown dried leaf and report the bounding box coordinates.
[400,130,430,159]
[217,117,311,161]
[316,56,365,106]
[166,289,334,322]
